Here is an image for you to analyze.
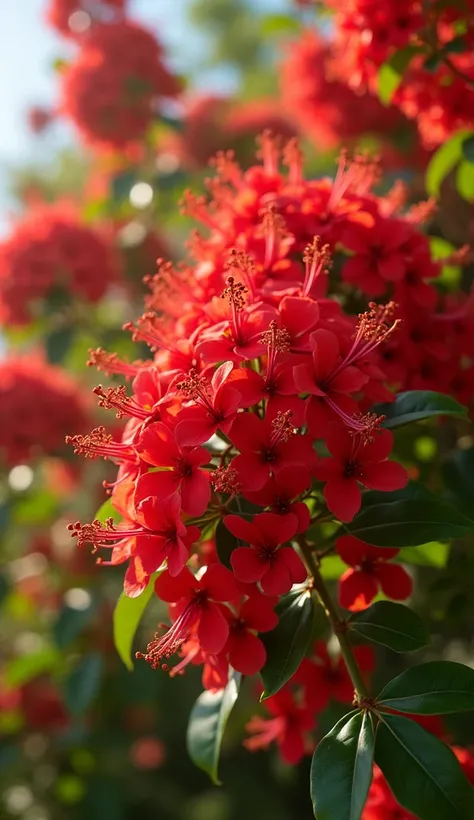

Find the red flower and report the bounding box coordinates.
[229,410,317,491]
[314,424,408,522]
[224,592,278,675]
[296,641,374,712]
[244,687,314,764]
[336,535,412,611]
[294,328,366,434]
[175,362,243,446]
[224,512,305,595]
[136,564,239,670]
[136,422,211,516]
[244,467,312,533]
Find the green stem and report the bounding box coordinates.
[297,537,370,700]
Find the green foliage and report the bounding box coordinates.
[113,573,160,671]
[399,542,450,568]
[456,160,474,201]
[443,447,474,514]
[426,129,473,196]
[377,661,474,714]
[375,714,473,819]
[374,390,468,429]
[310,711,374,820]
[53,598,97,649]
[377,46,421,105]
[260,585,319,699]
[349,602,430,652]
[64,652,103,716]
[187,669,241,784]
[4,646,61,687]
[215,518,238,569]
[345,484,473,546]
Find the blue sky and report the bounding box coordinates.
[0,0,288,232]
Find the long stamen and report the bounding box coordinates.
[331,302,400,378]
[261,320,291,383]
[87,348,142,379]
[93,385,152,421]
[66,426,136,461]
[283,137,303,186]
[177,369,215,415]
[225,249,257,300]
[270,410,297,447]
[67,518,141,551]
[256,130,280,176]
[259,204,288,269]
[302,237,332,297]
[221,275,248,339]
[329,150,380,211]
[135,602,202,670]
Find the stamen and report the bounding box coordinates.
[224,249,257,299]
[65,426,136,461]
[256,130,281,176]
[259,204,288,268]
[67,517,139,551]
[283,137,303,185]
[270,410,297,446]
[220,276,248,311]
[135,602,201,671]
[209,150,242,186]
[329,150,380,211]
[210,466,242,495]
[87,348,142,379]
[302,237,332,296]
[93,385,152,421]
[261,320,291,384]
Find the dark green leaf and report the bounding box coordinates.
[53,597,96,649]
[349,602,429,652]
[311,710,374,820]
[215,519,238,569]
[462,134,474,162]
[378,661,474,714]
[112,170,137,203]
[426,130,471,196]
[443,448,474,515]
[45,325,75,364]
[445,36,467,55]
[64,652,103,716]
[424,54,441,72]
[345,488,473,547]
[377,46,420,105]
[374,390,468,429]
[0,575,10,608]
[261,586,318,699]
[456,160,474,201]
[375,713,474,819]
[187,669,241,784]
[113,574,159,671]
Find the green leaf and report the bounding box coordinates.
[375,713,474,819]
[45,325,75,364]
[53,598,96,650]
[426,130,472,196]
[345,486,473,547]
[4,646,61,688]
[215,519,238,569]
[443,447,474,515]
[378,661,474,714]
[398,542,450,568]
[349,602,430,652]
[111,170,137,203]
[430,236,461,289]
[187,669,241,784]
[462,134,474,162]
[456,160,474,201]
[260,586,318,699]
[64,652,103,716]
[95,498,122,525]
[374,390,468,429]
[311,710,374,820]
[113,574,159,671]
[377,46,420,105]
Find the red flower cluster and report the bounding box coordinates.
[0,354,88,466]
[0,204,118,326]
[60,19,182,148]
[245,642,374,763]
[280,29,419,167]
[46,0,126,38]
[326,0,474,147]
[66,138,473,763]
